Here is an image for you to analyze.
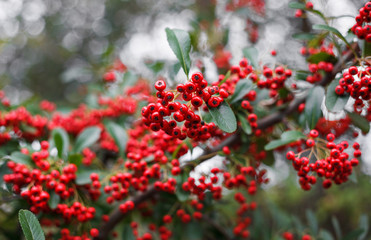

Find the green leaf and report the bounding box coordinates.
[18,209,45,240]
[73,126,101,153]
[313,24,351,48]
[48,192,60,210]
[243,47,258,68]
[122,71,138,88]
[145,61,165,74]
[288,2,306,9]
[305,86,325,129]
[172,171,189,202]
[207,101,237,133]
[307,52,337,64]
[165,28,191,78]
[325,79,349,112]
[8,152,32,165]
[230,79,254,104]
[76,169,100,185]
[292,33,317,41]
[218,71,231,87]
[342,229,364,240]
[52,128,69,159]
[68,154,83,167]
[358,214,368,240]
[237,114,252,135]
[332,216,342,239]
[264,131,306,151]
[105,121,128,157]
[346,111,370,133]
[306,209,318,235]
[362,40,371,58]
[319,229,334,240]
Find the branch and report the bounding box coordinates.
[94,44,358,240]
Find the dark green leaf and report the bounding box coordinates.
[18,209,45,240]
[292,33,317,40]
[73,126,101,153]
[342,229,364,240]
[48,192,60,210]
[68,154,83,167]
[230,79,254,104]
[332,216,342,239]
[165,28,191,78]
[358,214,368,240]
[105,121,128,157]
[305,86,325,129]
[8,152,32,165]
[325,79,349,112]
[313,24,351,48]
[346,111,370,133]
[243,47,258,68]
[306,209,318,235]
[237,114,252,135]
[363,40,371,58]
[207,101,237,133]
[264,131,306,151]
[307,52,337,64]
[52,128,69,159]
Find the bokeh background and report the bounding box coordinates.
[1,0,370,239]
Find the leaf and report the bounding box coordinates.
[342,229,364,240]
[243,47,258,68]
[105,121,128,157]
[8,152,32,165]
[292,33,317,40]
[145,61,165,74]
[48,192,60,210]
[264,131,306,151]
[288,2,306,9]
[207,101,237,133]
[363,40,371,59]
[307,52,337,64]
[230,79,254,104]
[52,128,69,159]
[73,126,101,153]
[346,111,370,133]
[306,209,318,235]
[237,114,252,135]
[358,214,368,240]
[122,71,138,88]
[76,169,100,185]
[313,24,351,48]
[319,229,334,240]
[332,216,342,239]
[68,154,83,167]
[305,86,325,129]
[325,79,349,112]
[165,28,191,78]
[218,71,231,87]
[18,209,45,240]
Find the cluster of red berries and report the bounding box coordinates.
[0,106,48,145]
[294,1,314,18]
[305,61,334,83]
[60,228,99,240]
[286,130,361,190]
[335,66,371,116]
[315,117,353,138]
[141,72,228,141]
[226,0,265,16]
[351,1,371,42]
[130,221,172,240]
[40,100,56,112]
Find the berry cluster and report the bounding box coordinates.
[335,66,371,117]
[286,130,361,190]
[351,1,371,42]
[141,72,227,141]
